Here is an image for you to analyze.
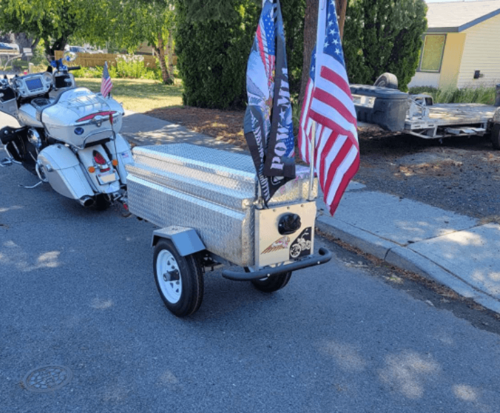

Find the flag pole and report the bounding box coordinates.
[308,0,325,201]
[308,122,316,201]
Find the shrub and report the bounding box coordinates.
[409,86,496,105]
[175,0,304,109]
[72,66,103,78]
[115,54,149,79]
[343,0,428,91]
[71,54,162,81]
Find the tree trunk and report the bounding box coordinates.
[335,0,347,39]
[155,33,174,85]
[298,0,319,112]
[30,38,40,51]
[45,37,68,62]
[298,0,348,111]
[166,30,175,79]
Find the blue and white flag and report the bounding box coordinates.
[243,0,295,204]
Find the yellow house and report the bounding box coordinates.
[408,0,500,89]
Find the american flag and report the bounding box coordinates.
[298,0,359,216]
[101,61,113,98]
[256,2,276,91]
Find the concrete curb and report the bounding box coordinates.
[316,218,397,260]
[318,218,500,314]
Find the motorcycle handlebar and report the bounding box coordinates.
[68,66,81,71]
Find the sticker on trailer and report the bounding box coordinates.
[289,227,312,259]
[262,236,291,254]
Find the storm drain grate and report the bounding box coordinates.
[22,365,73,393]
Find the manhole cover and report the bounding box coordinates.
[22,365,72,393]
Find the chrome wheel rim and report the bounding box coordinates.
[156,250,182,304]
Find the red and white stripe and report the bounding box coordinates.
[297,2,360,217]
[101,62,113,98]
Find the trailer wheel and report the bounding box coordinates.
[153,239,204,317]
[374,72,399,90]
[251,271,292,293]
[491,123,500,150]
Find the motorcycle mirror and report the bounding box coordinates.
[63,51,77,62]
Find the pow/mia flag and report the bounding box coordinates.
[243,0,295,205]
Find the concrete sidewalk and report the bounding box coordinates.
[121,111,500,314]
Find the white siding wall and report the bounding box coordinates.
[408,72,441,88]
[457,13,500,88]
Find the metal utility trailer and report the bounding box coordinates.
[403,102,497,140]
[125,143,332,317]
[350,84,500,147]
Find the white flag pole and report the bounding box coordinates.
[308,0,326,201]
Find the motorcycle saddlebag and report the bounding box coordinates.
[37,145,94,201]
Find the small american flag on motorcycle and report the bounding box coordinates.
[101,61,113,98]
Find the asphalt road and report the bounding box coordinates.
[1,147,500,413]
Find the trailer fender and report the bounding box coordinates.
[152,226,206,257]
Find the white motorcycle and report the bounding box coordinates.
[0,53,132,209]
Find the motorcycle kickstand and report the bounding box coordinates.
[0,158,13,167]
[19,181,43,189]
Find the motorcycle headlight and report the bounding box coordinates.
[27,128,42,149]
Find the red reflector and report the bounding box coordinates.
[76,111,116,123]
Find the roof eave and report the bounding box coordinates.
[427,8,500,34]
[427,27,458,33]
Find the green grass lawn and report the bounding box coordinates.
[76,78,184,112]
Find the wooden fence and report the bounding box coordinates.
[55,51,159,69]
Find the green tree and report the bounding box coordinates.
[105,0,176,84]
[0,0,105,58]
[343,0,427,90]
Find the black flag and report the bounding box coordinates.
[243,0,295,205]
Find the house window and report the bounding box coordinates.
[419,34,446,72]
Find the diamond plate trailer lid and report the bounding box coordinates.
[126,144,317,267]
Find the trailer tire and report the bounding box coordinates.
[154,239,204,317]
[491,123,500,150]
[251,271,292,293]
[374,72,399,90]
